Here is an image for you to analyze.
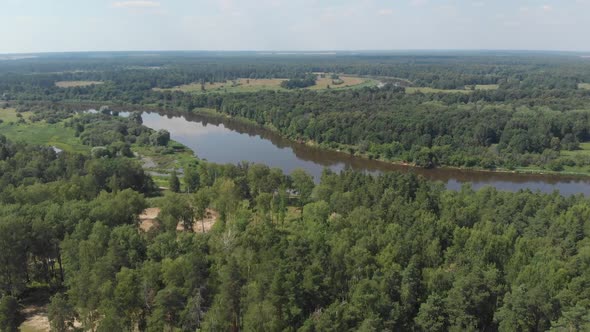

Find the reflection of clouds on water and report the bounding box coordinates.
[445,179,590,197]
[137,110,590,196]
[142,113,227,137]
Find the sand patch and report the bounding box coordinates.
[55,81,104,88]
[139,207,218,233]
[20,305,50,332]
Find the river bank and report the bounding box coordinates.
[182,108,590,179]
[8,100,590,186]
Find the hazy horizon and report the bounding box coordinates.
[1,0,589,54]
[1,49,590,56]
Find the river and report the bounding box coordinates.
[134,111,590,196]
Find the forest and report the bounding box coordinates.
[0,130,590,331]
[2,52,590,173]
[1,52,590,331]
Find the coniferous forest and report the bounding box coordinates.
[0,52,590,331]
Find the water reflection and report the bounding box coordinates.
[136,110,590,196]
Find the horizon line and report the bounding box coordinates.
[1,48,590,56]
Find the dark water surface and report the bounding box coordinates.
[136,111,590,196]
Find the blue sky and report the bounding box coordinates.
[0,0,588,53]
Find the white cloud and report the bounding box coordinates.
[377,8,393,16]
[112,1,160,9]
[541,4,552,11]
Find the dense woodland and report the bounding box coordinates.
[0,130,590,331]
[1,52,590,331]
[3,52,590,171]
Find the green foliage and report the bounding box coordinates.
[0,295,20,332]
[291,168,315,207]
[4,53,590,331]
[280,73,317,89]
[183,166,200,193]
[150,129,170,147]
[2,147,590,331]
[168,169,180,193]
[47,293,75,332]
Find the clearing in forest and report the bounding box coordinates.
[55,81,104,88]
[308,75,375,90]
[153,75,375,94]
[153,78,286,93]
[0,108,87,152]
[579,83,590,90]
[139,207,219,233]
[18,287,51,332]
[474,84,499,90]
[19,307,50,332]
[405,87,473,94]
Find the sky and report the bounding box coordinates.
[0,0,589,53]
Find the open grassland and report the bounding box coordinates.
[0,107,30,122]
[154,78,287,94]
[474,84,499,90]
[0,108,86,152]
[55,80,104,88]
[560,142,590,157]
[406,87,473,94]
[154,75,375,94]
[0,123,87,153]
[308,75,377,90]
[579,83,590,90]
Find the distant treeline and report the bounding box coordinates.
[2,53,590,92]
[3,54,590,172]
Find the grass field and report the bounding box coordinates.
[154,78,286,94]
[0,108,87,152]
[55,80,104,88]
[474,84,499,90]
[0,107,29,122]
[579,83,590,90]
[307,75,376,90]
[560,142,590,157]
[154,75,376,94]
[406,87,472,94]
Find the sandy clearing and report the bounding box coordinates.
[55,81,104,88]
[20,305,50,332]
[139,207,219,233]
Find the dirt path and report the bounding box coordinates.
[139,207,160,232]
[19,305,50,332]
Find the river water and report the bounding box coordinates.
[135,111,590,196]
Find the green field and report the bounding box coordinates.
[474,84,499,90]
[154,76,377,94]
[307,75,378,90]
[560,142,590,157]
[55,80,104,88]
[579,83,590,90]
[406,87,473,94]
[0,107,30,122]
[0,108,88,152]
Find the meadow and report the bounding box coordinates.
[154,75,377,94]
[55,81,104,88]
[474,84,499,90]
[0,108,87,152]
[405,87,473,94]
